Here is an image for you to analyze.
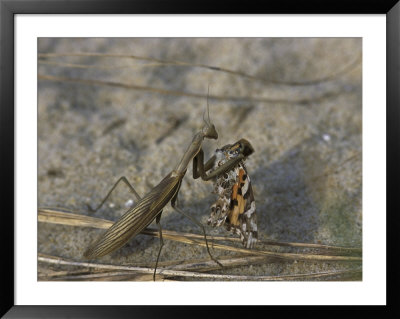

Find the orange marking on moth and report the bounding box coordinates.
[237,168,246,213]
[232,183,238,199]
[228,169,247,226]
[238,168,245,183]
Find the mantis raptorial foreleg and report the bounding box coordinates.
[193,149,245,181]
[87,176,141,212]
[192,153,216,179]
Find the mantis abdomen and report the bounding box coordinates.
[84,172,181,259]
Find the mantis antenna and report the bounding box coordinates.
[207,85,211,123]
[203,85,211,125]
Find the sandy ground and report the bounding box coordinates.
[38,38,362,280]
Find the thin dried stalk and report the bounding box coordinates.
[38,253,361,281]
[38,253,267,276]
[159,255,272,272]
[38,207,361,251]
[38,267,110,279]
[144,227,361,254]
[38,74,340,105]
[42,268,361,281]
[38,208,361,263]
[38,254,267,279]
[38,253,253,280]
[38,52,361,86]
[38,60,168,70]
[40,271,175,282]
[39,207,113,229]
[154,234,361,262]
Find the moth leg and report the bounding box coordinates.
[153,211,164,281]
[87,176,142,213]
[171,193,223,268]
[244,218,251,248]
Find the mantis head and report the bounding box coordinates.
[202,119,218,140]
[201,95,218,140]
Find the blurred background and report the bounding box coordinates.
[38,38,362,280]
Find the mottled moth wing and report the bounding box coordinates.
[208,142,257,248]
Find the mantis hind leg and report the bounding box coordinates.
[153,211,164,281]
[170,195,223,268]
[87,176,142,212]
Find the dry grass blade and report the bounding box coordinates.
[40,270,174,282]
[159,255,271,272]
[39,207,113,229]
[38,267,110,279]
[38,253,360,281]
[38,74,340,105]
[156,234,361,262]
[38,60,167,70]
[38,52,361,86]
[37,253,247,280]
[142,226,361,254]
[38,253,266,274]
[38,208,361,263]
[257,239,361,254]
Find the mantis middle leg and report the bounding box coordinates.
[87,176,141,212]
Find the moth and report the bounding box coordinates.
[207,139,257,249]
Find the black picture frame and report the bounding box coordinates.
[1,0,398,317]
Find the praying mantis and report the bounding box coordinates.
[83,102,256,280]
